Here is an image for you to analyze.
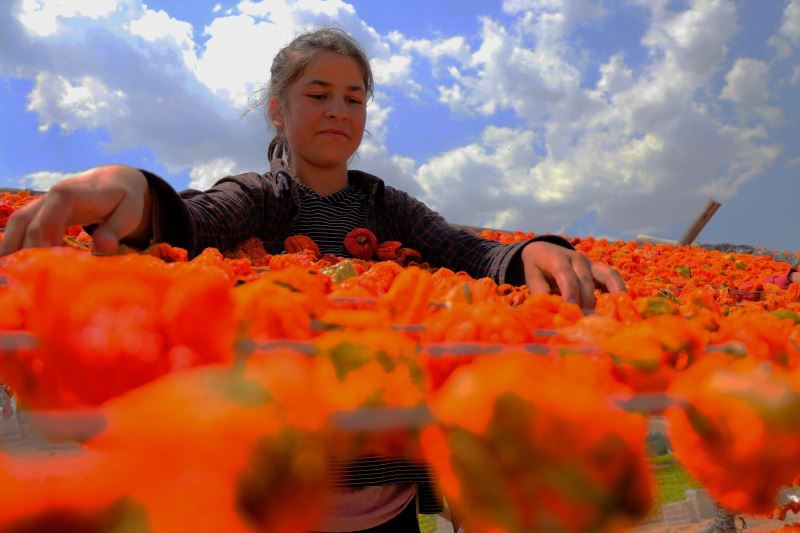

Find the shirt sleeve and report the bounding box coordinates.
[382,187,573,285]
[139,170,268,257]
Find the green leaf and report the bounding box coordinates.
[608,352,661,371]
[407,359,426,389]
[374,350,396,372]
[640,297,678,318]
[684,404,723,444]
[207,371,272,407]
[735,261,748,270]
[772,310,800,325]
[105,498,153,533]
[321,260,358,284]
[448,429,517,529]
[327,342,370,381]
[675,266,691,279]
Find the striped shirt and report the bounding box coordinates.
[293,183,435,506]
[293,181,368,256]
[293,183,430,527]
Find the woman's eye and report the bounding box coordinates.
[308,94,326,100]
[348,98,363,105]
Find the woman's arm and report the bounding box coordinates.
[0,165,152,256]
[141,170,269,256]
[381,187,512,277]
[383,187,624,308]
[0,166,270,258]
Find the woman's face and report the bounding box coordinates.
[274,51,367,179]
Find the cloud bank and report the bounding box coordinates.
[2,0,796,240]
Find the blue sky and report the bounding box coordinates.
[1,0,799,250]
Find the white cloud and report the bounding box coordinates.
[415,126,544,228]
[194,0,418,107]
[409,0,782,237]
[780,0,800,43]
[388,33,471,64]
[238,0,356,19]
[4,0,270,178]
[372,54,414,88]
[6,0,425,183]
[769,0,800,57]
[126,8,197,68]
[3,0,789,242]
[20,170,76,190]
[721,58,770,105]
[502,0,606,38]
[27,72,129,133]
[502,0,604,18]
[640,0,738,87]
[5,0,415,186]
[188,157,238,189]
[434,16,585,120]
[126,8,191,44]
[351,93,421,195]
[595,53,634,96]
[17,0,119,36]
[193,13,283,107]
[720,58,780,123]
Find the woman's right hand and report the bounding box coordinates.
[0,165,152,257]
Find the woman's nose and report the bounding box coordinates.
[325,98,347,119]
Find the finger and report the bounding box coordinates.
[593,263,627,293]
[0,197,44,256]
[21,220,43,250]
[523,261,552,295]
[570,255,596,309]
[549,259,582,306]
[34,189,76,247]
[91,192,145,254]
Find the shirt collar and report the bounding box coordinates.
[280,169,385,203]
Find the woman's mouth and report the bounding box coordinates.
[319,129,348,138]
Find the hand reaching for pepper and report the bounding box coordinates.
[521,241,626,310]
[0,165,152,257]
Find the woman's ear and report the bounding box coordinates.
[268,97,284,129]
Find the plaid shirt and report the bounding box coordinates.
[140,168,571,514]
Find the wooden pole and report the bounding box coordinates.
[678,199,721,246]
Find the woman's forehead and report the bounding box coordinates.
[297,52,365,90]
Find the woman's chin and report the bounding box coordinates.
[306,153,355,170]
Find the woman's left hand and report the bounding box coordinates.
[520,241,626,310]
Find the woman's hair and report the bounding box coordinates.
[252,27,374,175]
